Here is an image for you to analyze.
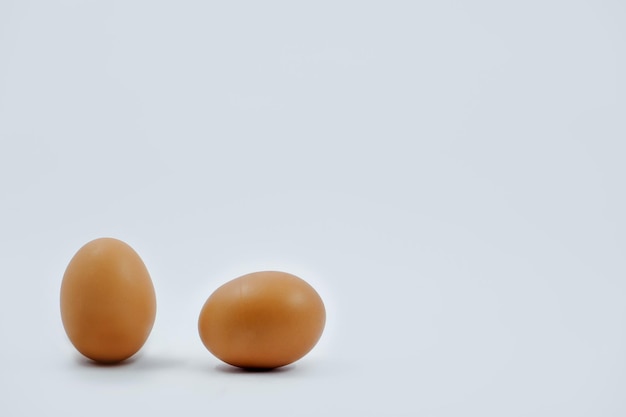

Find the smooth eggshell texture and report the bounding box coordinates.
[198,271,326,369]
[60,238,156,363]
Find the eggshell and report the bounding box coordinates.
[198,271,326,369]
[60,238,156,363]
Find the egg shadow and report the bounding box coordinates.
[74,354,139,368]
[73,353,184,371]
[214,363,297,374]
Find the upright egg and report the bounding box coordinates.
[198,271,326,369]
[60,238,156,363]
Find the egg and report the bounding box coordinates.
[198,271,326,369]
[60,238,156,363]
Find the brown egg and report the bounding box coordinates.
[198,271,326,369]
[60,238,156,363]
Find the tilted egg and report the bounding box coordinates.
[198,271,326,369]
[60,238,156,363]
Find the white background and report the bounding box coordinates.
[1,0,625,415]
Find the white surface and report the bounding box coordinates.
[1,1,625,415]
